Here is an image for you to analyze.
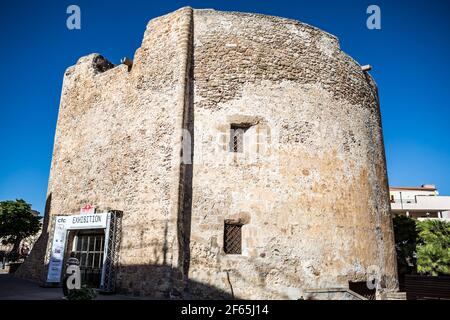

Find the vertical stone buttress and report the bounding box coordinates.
[171,7,194,292]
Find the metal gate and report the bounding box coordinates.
[74,232,105,288]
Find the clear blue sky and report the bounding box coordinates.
[1,0,449,214]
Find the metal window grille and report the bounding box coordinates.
[348,281,376,300]
[74,233,105,288]
[230,125,249,153]
[224,223,242,254]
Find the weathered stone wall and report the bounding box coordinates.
[17,7,398,299]
[187,9,397,299]
[17,7,194,297]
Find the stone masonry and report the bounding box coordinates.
[17,7,398,299]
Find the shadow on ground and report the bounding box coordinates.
[1,264,235,300]
[0,274,139,300]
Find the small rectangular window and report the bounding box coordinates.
[224,222,242,254]
[230,124,250,153]
[348,281,376,300]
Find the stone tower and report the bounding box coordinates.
[17,7,398,299]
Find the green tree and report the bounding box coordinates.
[0,199,41,260]
[416,219,450,276]
[393,215,418,276]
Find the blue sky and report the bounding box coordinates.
[1,0,449,214]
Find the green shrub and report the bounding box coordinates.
[67,285,97,300]
[416,219,450,276]
[393,215,418,276]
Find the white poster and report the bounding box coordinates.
[46,217,68,283]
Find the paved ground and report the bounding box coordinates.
[0,273,138,300]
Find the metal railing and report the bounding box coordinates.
[391,198,418,204]
[390,195,439,205]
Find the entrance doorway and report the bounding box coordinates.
[72,231,105,288]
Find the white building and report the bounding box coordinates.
[390,184,450,220]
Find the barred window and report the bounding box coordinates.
[224,222,242,254]
[348,281,376,300]
[230,124,250,153]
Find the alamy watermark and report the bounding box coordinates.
[66,5,81,30]
[367,5,381,30]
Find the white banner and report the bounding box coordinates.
[64,213,108,230]
[46,217,68,283]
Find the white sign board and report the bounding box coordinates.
[65,213,108,230]
[46,213,109,283]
